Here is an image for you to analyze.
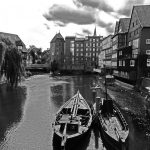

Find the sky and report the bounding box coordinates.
[0,0,149,50]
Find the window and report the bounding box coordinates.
[81,44,83,47]
[86,43,88,47]
[146,39,150,44]
[129,41,132,46]
[123,60,125,66]
[133,39,139,49]
[147,59,150,67]
[119,60,122,66]
[130,60,135,66]
[133,22,134,27]
[119,51,122,56]
[93,43,95,47]
[80,53,83,56]
[93,39,95,42]
[80,48,83,51]
[76,48,79,51]
[76,44,79,47]
[146,50,150,55]
[18,46,22,50]
[132,49,138,58]
[93,48,95,52]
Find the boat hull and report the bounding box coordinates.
[98,121,128,150]
[53,128,91,150]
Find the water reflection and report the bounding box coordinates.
[0,75,148,150]
[53,129,91,150]
[0,84,26,142]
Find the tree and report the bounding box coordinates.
[28,45,42,64]
[0,38,24,87]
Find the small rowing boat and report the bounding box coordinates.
[52,90,92,149]
[98,98,129,150]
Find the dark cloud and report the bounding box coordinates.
[82,29,92,35]
[118,0,145,16]
[44,23,50,30]
[106,24,115,34]
[97,19,112,28]
[97,19,114,33]
[73,0,114,12]
[43,4,95,26]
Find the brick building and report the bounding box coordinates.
[63,27,103,72]
[50,32,65,68]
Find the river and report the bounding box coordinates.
[0,74,149,150]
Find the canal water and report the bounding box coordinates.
[0,74,149,150]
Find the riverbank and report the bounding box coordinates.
[95,78,150,135]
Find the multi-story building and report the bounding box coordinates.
[50,32,65,68]
[100,35,113,74]
[85,30,103,69]
[112,18,130,78]
[74,38,85,70]
[63,27,103,72]
[116,5,150,84]
[127,5,150,82]
[64,36,75,70]
[0,32,27,66]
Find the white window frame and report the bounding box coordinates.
[146,39,150,44]
[119,51,122,56]
[147,59,150,67]
[146,50,150,55]
[130,60,135,67]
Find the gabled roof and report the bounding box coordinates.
[133,5,150,27]
[51,32,64,43]
[119,18,130,33]
[0,32,27,52]
[114,21,119,35]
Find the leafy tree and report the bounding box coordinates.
[0,38,24,87]
[28,45,42,64]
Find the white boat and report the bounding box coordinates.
[52,90,92,149]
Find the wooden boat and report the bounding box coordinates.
[52,91,92,149]
[97,97,129,150]
[103,75,115,86]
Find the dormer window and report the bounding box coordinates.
[18,46,22,50]
[133,22,134,27]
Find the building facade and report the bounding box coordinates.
[50,33,65,68]
[116,5,150,84]
[63,28,103,71]
[100,35,113,74]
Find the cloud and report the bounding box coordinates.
[117,0,145,16]
[44,23,50,30]
[73,0,114,12]
[106,24,115,33]
[75,32,84,37]
[43,4,95,26]
[82,29,92,35]
[54,21,66,27]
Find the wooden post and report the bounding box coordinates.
[96,97,100,112]
[92,89,96,103]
